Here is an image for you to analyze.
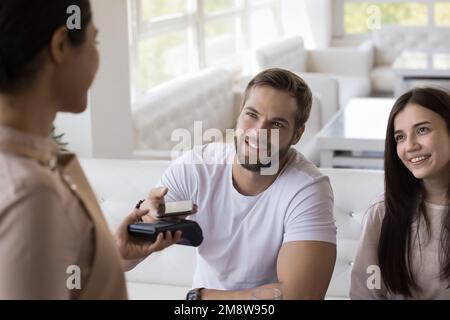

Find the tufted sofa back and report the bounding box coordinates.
[80,158,384,299]
[255,36,308,73]
[373,26,450,66]
[132,68,236,152]
[320,168,384,299]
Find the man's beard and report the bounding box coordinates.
[234,132,294,174]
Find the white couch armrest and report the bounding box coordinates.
[293,95,322,165]
[299,72,340,126]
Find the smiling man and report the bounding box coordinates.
[142,68,337,300]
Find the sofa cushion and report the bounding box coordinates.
[132,68,235,151]
[126,282,190,300]
[255,36,308,73]
[320,168,383,299]
[125,245,196,288]
[307,42,374,77]
[373,28,428,66]
[373,27,450,66]
[370,65,395,94]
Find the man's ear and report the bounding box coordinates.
[291,125,305,145]
[49,26,70,65]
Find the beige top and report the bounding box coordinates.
[350,196,450,299]
[0,125,127,299]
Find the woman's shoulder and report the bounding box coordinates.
[0,153,61,206]
[363,193,386,226]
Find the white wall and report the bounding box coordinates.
[282,0,312,44]
[89,0,134,159]
[282,0,332,49]
[305,0,332,48]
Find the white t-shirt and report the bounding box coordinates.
[350,196,450,299]
[158,143,336,290]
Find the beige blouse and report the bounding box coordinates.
[0,125,127,299]
[350,196,450,299]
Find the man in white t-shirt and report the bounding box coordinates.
[142,68,336,300]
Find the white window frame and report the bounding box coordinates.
[129,0,282,101]
[333,0,450,43]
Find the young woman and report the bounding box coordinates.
[0,0,180,299]
[350,87,450,299]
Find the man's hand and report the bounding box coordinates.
[114,207,182,271]
[140,187,168,222]
[141,187,198,222]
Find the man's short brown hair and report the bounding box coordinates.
[241,68,313,129]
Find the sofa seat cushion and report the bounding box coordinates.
[126,282,190,300]
[125,245,196,287]
[370,65,395,94]
[335,76,371,107]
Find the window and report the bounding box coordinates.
[130,0,282,100]
[339,0,450,35]
[141,0,187,21]
[204,18,238,66]
[249,6,279,48]
[203,0,239,67]
[435,2,450,26]
[137,30,191,91]
[344,2,428,34]
[204,0,235,13]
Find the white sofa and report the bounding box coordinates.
[370,26,450,94]
[80,157,384,300]
[132,68,241,160]
[255,36,373,110]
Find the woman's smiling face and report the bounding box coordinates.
[394,102,450,182]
